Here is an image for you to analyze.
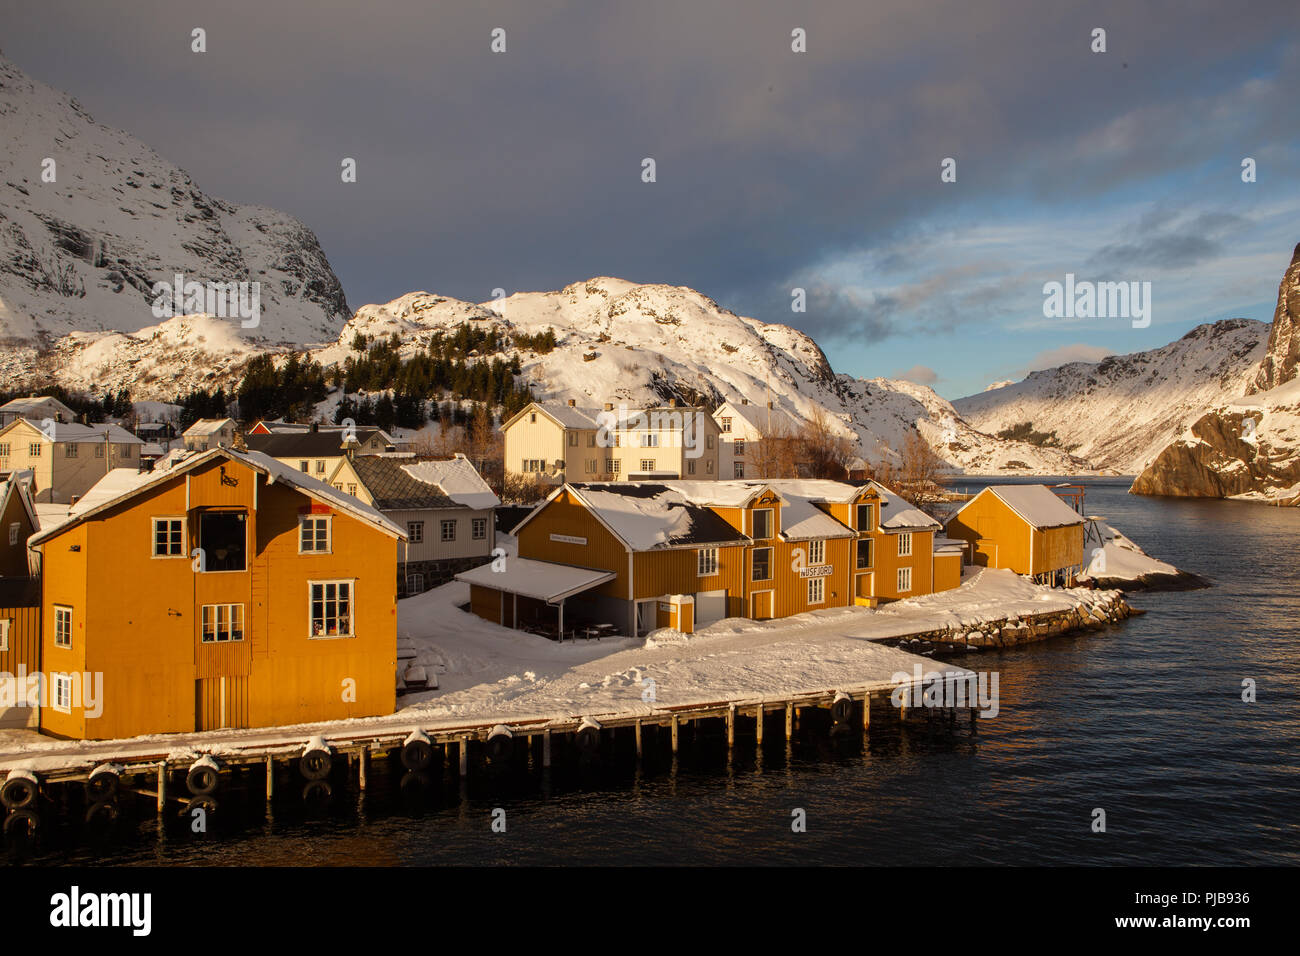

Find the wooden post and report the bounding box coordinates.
[542,729,552,767]
[634,719,643,759]
[459,737,469,777]
[671,715,679,754]
[755,704,764,744]
[784,702,793,739]
[358,746,368,791]
[157,762,166,813]
[727,705,736,748]
[265,756,274,801]
[862,693,871,731]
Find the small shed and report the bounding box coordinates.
[944,484,1085,585]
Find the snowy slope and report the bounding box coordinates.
[327,279,1090,474]
[0,54,348,346]
[953,319,1270,473]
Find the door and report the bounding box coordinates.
[751,590,774,620]
[195,677,249,731]
[694,589,728,626]
[855,572,874,598]
[636,600,658,635]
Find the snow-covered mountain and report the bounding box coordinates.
[953,319,1270,473]
[0,54,348,349]
[323,279,1090,474]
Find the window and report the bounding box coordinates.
[316,460,327,474]
[734,439,745,456]
[897,532,913,557]
[65,444,79,458]
[687,459,696,475]
[640,459,656,471]
[29,443,41,457]
[707,434,714,449]
[55,606,72,647]
[299,515,331,553]
[153,517,184,556]
[122,444,133,458]
[586,433,596,447]
[198,511,247,571]
[808,577,825,604]
[310,581,354,637]
[897,567,913,592]
[529,413,537,423]
[752,547,772,581]
[201,604,244,642]
[698,547,718,576]
[95,443,104,458]
[568,432,578,447]
[299,460,309,473]
[8,522,18,546]
[585,459,597,473]
[808,539,824,565]
[856,538,874,569]
[706,460,713,473]
[856,503,874,531]
[0,618,9,652]
[441,519,457,542]
[606,458,620,475]
[347,483,357,495]
[53,673,72,713]
[0,443,8,457]
[720,417,732,433]
[472,517,488,540]
[406,573,425,594]
[641,433,659,447]
[733,462,744,478]
[408,521,424,543]
[751,508,773,540]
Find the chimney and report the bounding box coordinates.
[741,398,749,405]
[668,398,678,408]
[604,403,613,411]
[767,401,773,409]
[567,399,576,407]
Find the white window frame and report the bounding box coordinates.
[315,459,327,474]
[752,546,773,582]
[201,603,245,643]
[54,605,72,648]
[734,438,745,456]
[856,537,874,569]
[299,460,310,473]
[733,462,744,478]
[698,547,719,576]
[807,577,825,604]
[152,516,186,557]
[299,515,332,554]
[720,417,732,433]
[52,673,73,713]
[29,443,41,457]
[309,580,355,638]
[640,458,656,471]
[408,521,424,543]
[751,508,773,541]
[857,503,874,531]
[65,444,78,458]
[406,572,425,594]
[641,433,659,447]
[808,539,824,565]
[0,618,9,652]
[897,567,913,593]
[472,517,488,540]
[898,532,913,557]
[8,522,18,546]
[441,519,457,542]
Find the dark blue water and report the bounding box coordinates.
[15,479,1300,865]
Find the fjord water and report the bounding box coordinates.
[22,479,1300,866]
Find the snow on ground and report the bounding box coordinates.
[0,567,1125,771]
[1078,521,1179,582]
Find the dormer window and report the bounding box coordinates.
[198,511,247,571]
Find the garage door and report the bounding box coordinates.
[694,589,728,626]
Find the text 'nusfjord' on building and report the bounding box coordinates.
[27,446,405,741]
[457,478,965,639]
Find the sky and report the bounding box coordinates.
[1,0,1297,398]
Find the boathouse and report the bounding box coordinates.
[943,484,1085,585]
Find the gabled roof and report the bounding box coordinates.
[715,401,800,436]
[0,470,39,537]
[400,456,500,509]
[0,395,76,419]
[29,448,405,546]
[500,402,605,431]
[867,480,942,531]
[183,418,236,437]
[520,482,750,551]
[948,484,1086,531]
[456,558,614,603]
[246,429,390,458]
[0,419,143,445]
[345,455,499,511]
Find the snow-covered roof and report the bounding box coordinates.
[503,402,605,431]
[400,455,500,510]
[868,480,942,531]
[456,557,615,603]
[975,484,1086,530]
[183,418,235,436]
[553,483,750,551]
[3,420,143,445]
[0,395,76,418]
[715,401,800,436]
[30,448,405,545]
[776,492,855,540]
[933,536,967,554]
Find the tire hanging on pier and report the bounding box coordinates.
[576,717,602,754]
[831,691,853,724]
[3,808,39,841]
[87,763,122,800]
[299,737,333,781]
[401,729,434,771]
[487,724,514,761]
[1,770,39,810]
[186,756,221,796]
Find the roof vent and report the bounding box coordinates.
[567,399,576,406]
[741,398,749,405]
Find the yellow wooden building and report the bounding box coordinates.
[459,478,959,638]
[28,448,405,740]
[944,484,1085,585]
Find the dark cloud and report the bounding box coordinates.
[1088,208,1252,272]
